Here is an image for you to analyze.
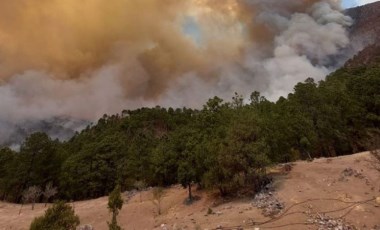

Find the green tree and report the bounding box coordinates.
[30,201,80,230]
[60,135,125,200]
[0,148,16,200]
[178,160,196,202]
[108,185,123,230]
[15,133,62,202]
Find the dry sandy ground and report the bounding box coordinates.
[0,152,379,230]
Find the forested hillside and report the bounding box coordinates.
[0,64,379,203]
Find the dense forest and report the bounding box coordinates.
[0,64,379,203]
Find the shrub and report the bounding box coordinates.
[30,201,80,230]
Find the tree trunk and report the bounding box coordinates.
[219,187,227,197]
[158,200,161,215]
[305,151,312,160]
[18,152,37,203]
[188,183,192,201]
[19,203,23,215]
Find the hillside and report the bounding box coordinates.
[0,117,89,150]
[344,1,380,68]
[1,62,379,206]
[1,152,379,230]
[346,1,380,48]
[0,3,379,230]
[345,44,380,68]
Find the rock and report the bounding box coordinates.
[341,168,365,179]
[376,197,380,205]
[308,213,356,230]
[342,168,355,177]
[252,192,284,217]
[340,167,369,186]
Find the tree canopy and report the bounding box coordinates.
[1,64,379,201]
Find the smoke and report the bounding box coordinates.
[0,0,354,144]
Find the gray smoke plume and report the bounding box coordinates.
[0,0,357,146]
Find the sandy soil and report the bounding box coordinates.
[0,152,379,230]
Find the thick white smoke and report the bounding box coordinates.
[0,0,355,145]
[260,2,352,99]
[161,1,353,103]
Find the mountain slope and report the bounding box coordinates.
[1,152,379,230]
[347,1,380,47]
[345,44,380,68]
[343,1,380,68]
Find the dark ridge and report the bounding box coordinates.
[344,44,380,68]
[0,117,90,148]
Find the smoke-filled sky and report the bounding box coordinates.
[0,0,365,143]
[342,0,378,8]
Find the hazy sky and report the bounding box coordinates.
[342,0,379,8]
[0,0,363,145]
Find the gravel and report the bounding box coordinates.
[252,191,284,217]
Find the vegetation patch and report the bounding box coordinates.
[0,65,379,203]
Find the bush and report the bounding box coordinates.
[152,187,165,215]
[30,201,80,230]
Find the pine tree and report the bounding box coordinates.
[107,185,123,230]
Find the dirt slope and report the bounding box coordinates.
[0,152,379,230]
[347,1,380,46]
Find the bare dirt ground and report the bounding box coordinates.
[0,151,379,230]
